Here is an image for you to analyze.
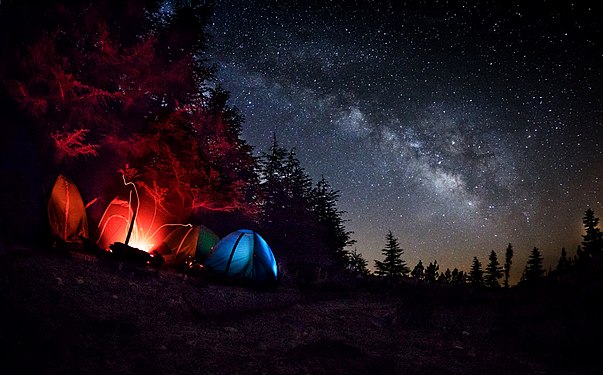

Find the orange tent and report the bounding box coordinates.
[47,175,89,245]
[96,192,168,253]
[95,197,132,251]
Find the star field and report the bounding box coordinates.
[206,1,602,281]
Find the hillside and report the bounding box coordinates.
[1,244,600,374]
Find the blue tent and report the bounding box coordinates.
[204,229,278,283]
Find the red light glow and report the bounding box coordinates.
[96,175,190,253]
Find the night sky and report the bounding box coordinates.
[205,0,602,281]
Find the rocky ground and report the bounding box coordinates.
[1,244,600,374]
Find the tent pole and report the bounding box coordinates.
[225,232,246,274]
[124,209,136,246]
[124,184,138,246]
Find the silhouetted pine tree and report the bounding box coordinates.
[259,138,355,278]
[346,248,369,276]
[411,260,425,280]
[285,150,314,205]
[556,247,571,275]
[259,137,302,231]
[438,268,452,283]
[451,268,467,284]
[503,243,513,288]
[521,247,545,284]
[310,177,356,267]
[374,231,410,278]
[259,136,289,221]
[469,257,484,286]
[485,250,503,288]
[258,138,324,273]
[575,244,589,267]
[582,208,603,257]
[424,261,439,283]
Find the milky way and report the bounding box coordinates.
[206,1,602,281]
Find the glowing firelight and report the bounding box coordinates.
[124,233,154,252]
[96,175,191,253]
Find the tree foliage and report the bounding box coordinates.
[485,250,503,288]
[556,247,571,275]
[521,247,545,284]
[439,268,452,283]
[469,257,484,287]
[450,268,467,285]
[374,231,410,278]
[582,208,603,258]
[346,248,369,276]
[257,138,321,271]
[1,0,257,229]
[411,260,425,280]
[257,137,354,276]
[424,261,439,283]
[310,176,356,266]
[503,243,514,288]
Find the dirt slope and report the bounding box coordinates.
[1,245,599,374]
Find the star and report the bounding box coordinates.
[207,1,603,282]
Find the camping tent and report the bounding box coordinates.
[152,224,219,267]
[96,197,134,251]
[96,187,172,253]
[204,229,278,283]
[47,175,89,245]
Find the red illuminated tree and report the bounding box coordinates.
[3,0,257,226]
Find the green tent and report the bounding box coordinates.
[153,224,219,267]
